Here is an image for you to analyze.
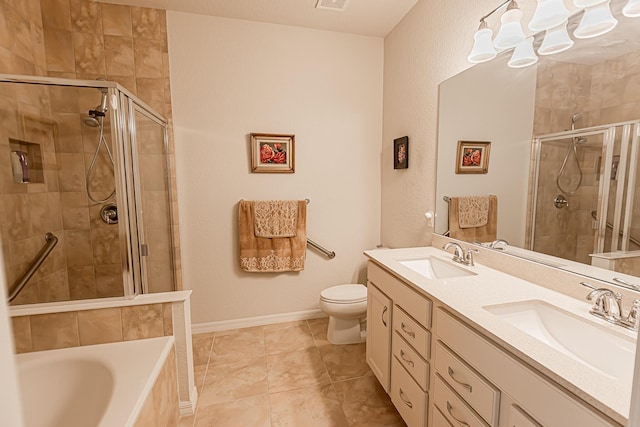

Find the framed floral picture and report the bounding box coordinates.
[455,140,491,174]
[394,136,409,169]
[250,133,295,173]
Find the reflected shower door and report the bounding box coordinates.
[131,105,175,294]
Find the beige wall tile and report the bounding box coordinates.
[134,38,163,78]
[135,77,164,115]
[95,263,124,297]
[133,349,179,427]
[78,307,122,345]
[40,0,71,31]
[69,0,102,34]
[122,303,164,340]
[131,7,162,40]
[104,35,134,77]
[72,31,105,75]
[57,152,85,192]
[91,228,120,264]
[53,112,83,153]
[43,28,75,73]
[67,265,97,299]
[30,311,79,350]
[64,229,93,266]
[101,3,132,37]
[60,191,90,230]
[37,269,70,302]
[163,302,173,335]
[11,316,32,353]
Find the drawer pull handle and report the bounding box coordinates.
[399,388,413,408]
[446,401,470,427]
[382,306,388,327]
[401,322,416,338]
[448,367,473,392]
[400,350,415,367]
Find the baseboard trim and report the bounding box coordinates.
[192,309,327,334]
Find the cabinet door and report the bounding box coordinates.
[367,282,392,392]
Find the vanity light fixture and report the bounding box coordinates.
[574,0,618,38]
[623,0,640,17]
[469,0,639,67]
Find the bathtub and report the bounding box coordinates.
[16,336,175,427]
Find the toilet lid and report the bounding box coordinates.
[320,284,367,304]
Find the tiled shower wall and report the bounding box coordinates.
[0,0,182,304]
[530,51,640,263]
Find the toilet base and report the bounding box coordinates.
[327,316,365,345]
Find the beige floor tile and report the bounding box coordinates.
[318,342,372,382]
[192,332,215,367]
[267,347,331,393]
[194,365,207,394]
[211,327,265,364]
[333,376,405,427]
[194,395,271,427]
[178,414,195,427]
[199,356,268,407]
[307,317,330,347]
[264,320,316,355]
[270,384,349,427]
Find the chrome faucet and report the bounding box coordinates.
[443,242,476,266]
[585,287,640,330]
[487,239,509,250]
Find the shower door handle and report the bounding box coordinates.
[140,244,149,257]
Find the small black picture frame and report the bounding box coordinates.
[394,136,409,169]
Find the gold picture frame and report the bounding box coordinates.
[250,133,295,173]
[455,140,491,174]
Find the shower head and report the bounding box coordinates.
[82,114,100,127]
[571,113,582,130]
[93,88,109,115]
[576,137,587,144]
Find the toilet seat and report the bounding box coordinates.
[320,284,366,304]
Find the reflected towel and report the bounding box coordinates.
[458,196,489,228]
[239,200,306,272]
[449,195,497,243]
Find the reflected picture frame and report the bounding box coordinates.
[455,140,491,174]
[394,136,409,169]
[250,133,295,173]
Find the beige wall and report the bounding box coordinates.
[167,13,383,325]
[381,0,498,248]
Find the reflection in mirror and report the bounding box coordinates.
[435,1,640,286]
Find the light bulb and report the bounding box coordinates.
[623,0,640,17]
[538,22,574,55]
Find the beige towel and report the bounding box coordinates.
[458,196,489,228]
[239,200,306,272]
[254,200,298,237]
[449,195,497,243]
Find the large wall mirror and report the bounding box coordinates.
[435,0,640,288]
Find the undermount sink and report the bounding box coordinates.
[484,300,635,380]
[398,256,476,280]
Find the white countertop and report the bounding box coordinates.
[364,246,636,424]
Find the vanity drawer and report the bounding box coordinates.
[434,374,489,427]
[509,405,542,427]
[393,305,430,359]
[435,341,500,426]
[432,404,454,427]
[392,331,429,391]
[390,357,428,427]
[368,262,432,328]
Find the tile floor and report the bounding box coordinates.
[179,318,405,427]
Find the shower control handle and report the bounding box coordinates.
[553,194,569,209]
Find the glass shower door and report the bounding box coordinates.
[128,102,175,294]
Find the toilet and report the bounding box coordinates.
[319,284,368,345]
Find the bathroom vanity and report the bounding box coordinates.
[365,243,637,427]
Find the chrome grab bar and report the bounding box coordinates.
[8,232,58,303]
[307,238,335,259]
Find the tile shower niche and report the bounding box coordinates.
[8,139,44,184]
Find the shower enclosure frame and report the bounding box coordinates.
[529,119,640,258]
[0,73,177,300]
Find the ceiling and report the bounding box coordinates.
[96,0,419,37]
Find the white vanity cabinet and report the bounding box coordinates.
[367,262,433,426]
[434,308,622,427]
